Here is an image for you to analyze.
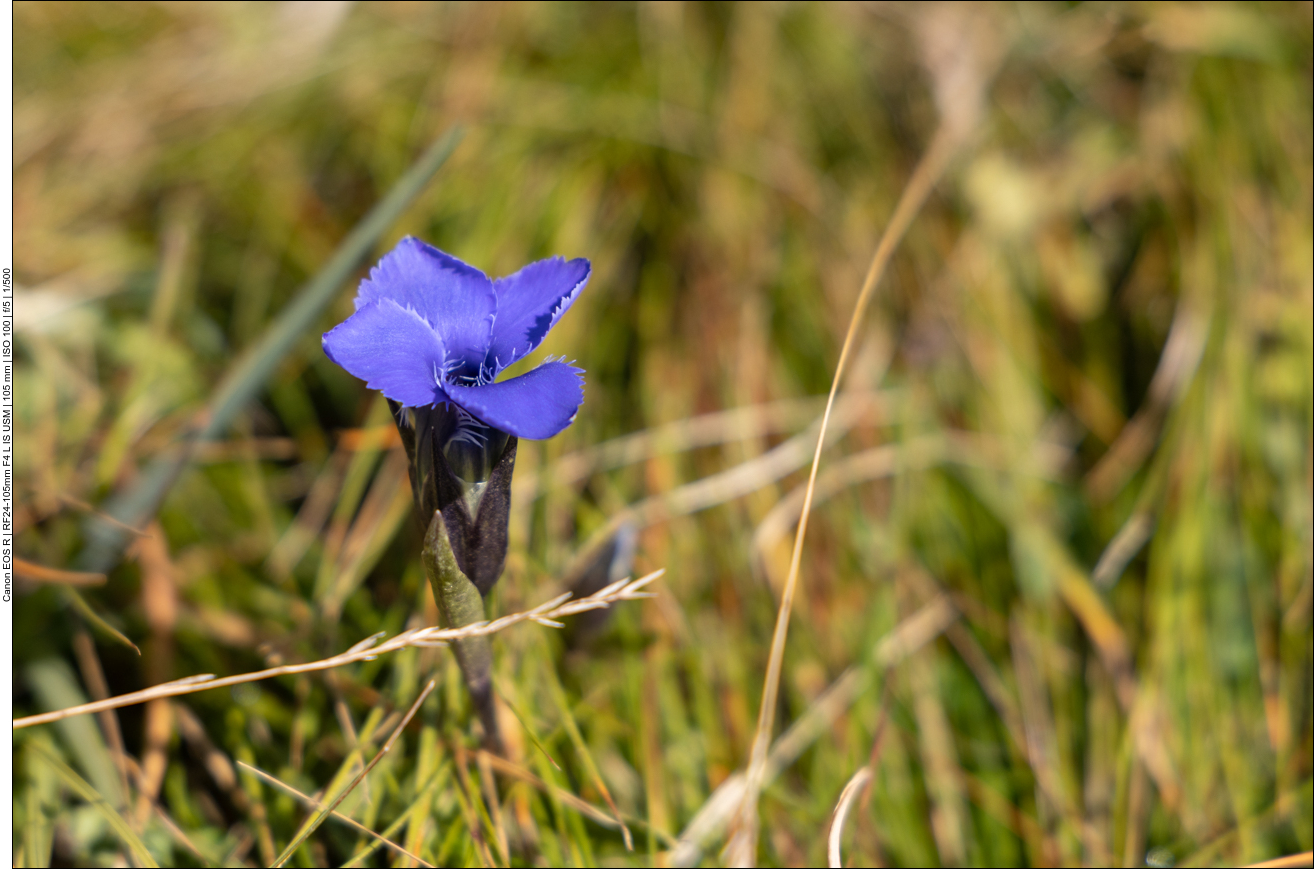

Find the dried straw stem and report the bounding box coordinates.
[727,123,959,866]
[13,570,662,730]
[827,767,873,868]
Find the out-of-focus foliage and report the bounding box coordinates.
[11,2,1312,866]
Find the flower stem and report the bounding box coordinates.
[422,511,502,753]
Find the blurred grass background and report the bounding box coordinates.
[10,2,1313,866]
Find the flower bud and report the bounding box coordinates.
[391,399,516,596]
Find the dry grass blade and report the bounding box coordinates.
[320,449,413,619]
[728,123,960,866]
[53,494,153,538]
[542,656,635,850]
[767,596,958,781]
[475,749,511,864]
[751,439,943,585]
[1089,436,1171,589]
[671,596,957,866]
[338,774,447,869]
[1085,286,1210,502]
[535,398,882,599]
[142,793,209,864]
[62,587,140,654]
[827,767,873,868]
[237,761,435,868]
[451,742,497,869]
[270,679,436,867]
[1091,511,1156,589]
[630,394,876,527]
[523,391,889,500]
[265,446,352,579]
[69,632,133,815]
[493,689,563,771]
[132,522,179,827]
[753,432,1072,581]
[14,571,663,728]
[477,750,648,836]
[1243,852,1314,868]
[14,557,107,586]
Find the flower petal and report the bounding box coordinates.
[357,237,496,368]
[485,257,590,372]
[443,361,585,440]
[322,299,449,408]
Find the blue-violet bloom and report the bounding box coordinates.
[323,237,590,594]
[323,236,589,442]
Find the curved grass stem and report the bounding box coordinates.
[728,122,960,866]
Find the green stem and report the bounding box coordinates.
[422,511,502,752]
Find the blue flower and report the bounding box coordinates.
[322,236,589,441]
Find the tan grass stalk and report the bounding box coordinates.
[271,679,436,867]
[117,754,208,863]
[752,432,1072,587]
[70,631,133,810]
[13,571,662,730]
[321,448,414,619]
[1243,852,1314,868]
[726,123,960,866]
[13,557,106,586]
[476,749,666,840]
[338,773,447,869]
[237,761,435,868]
[541,654,635,850]
[132,523,179,827]
[1085,283,1210,501]
[827,767,873,868]
[629,391,880,527]
[536,394,885,602]
[475,749,511,863]
[451,741,498,869]
[265,446,353,579]
[54,494,153,538]
[522,390,890,501]
[671,596,958,866]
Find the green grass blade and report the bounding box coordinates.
[271,679,437,867]
[339,766,450,869]
[61,588,139,655]
[26,741,158,868]
[78,126,464,572]
[24,659,124,809]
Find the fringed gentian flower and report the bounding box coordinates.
[323,237,589,594]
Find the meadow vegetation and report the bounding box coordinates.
[10,2,1313,866]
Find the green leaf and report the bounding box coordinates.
[78,126,465,573]
[24,659,124,808]
[26,741,158,868]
